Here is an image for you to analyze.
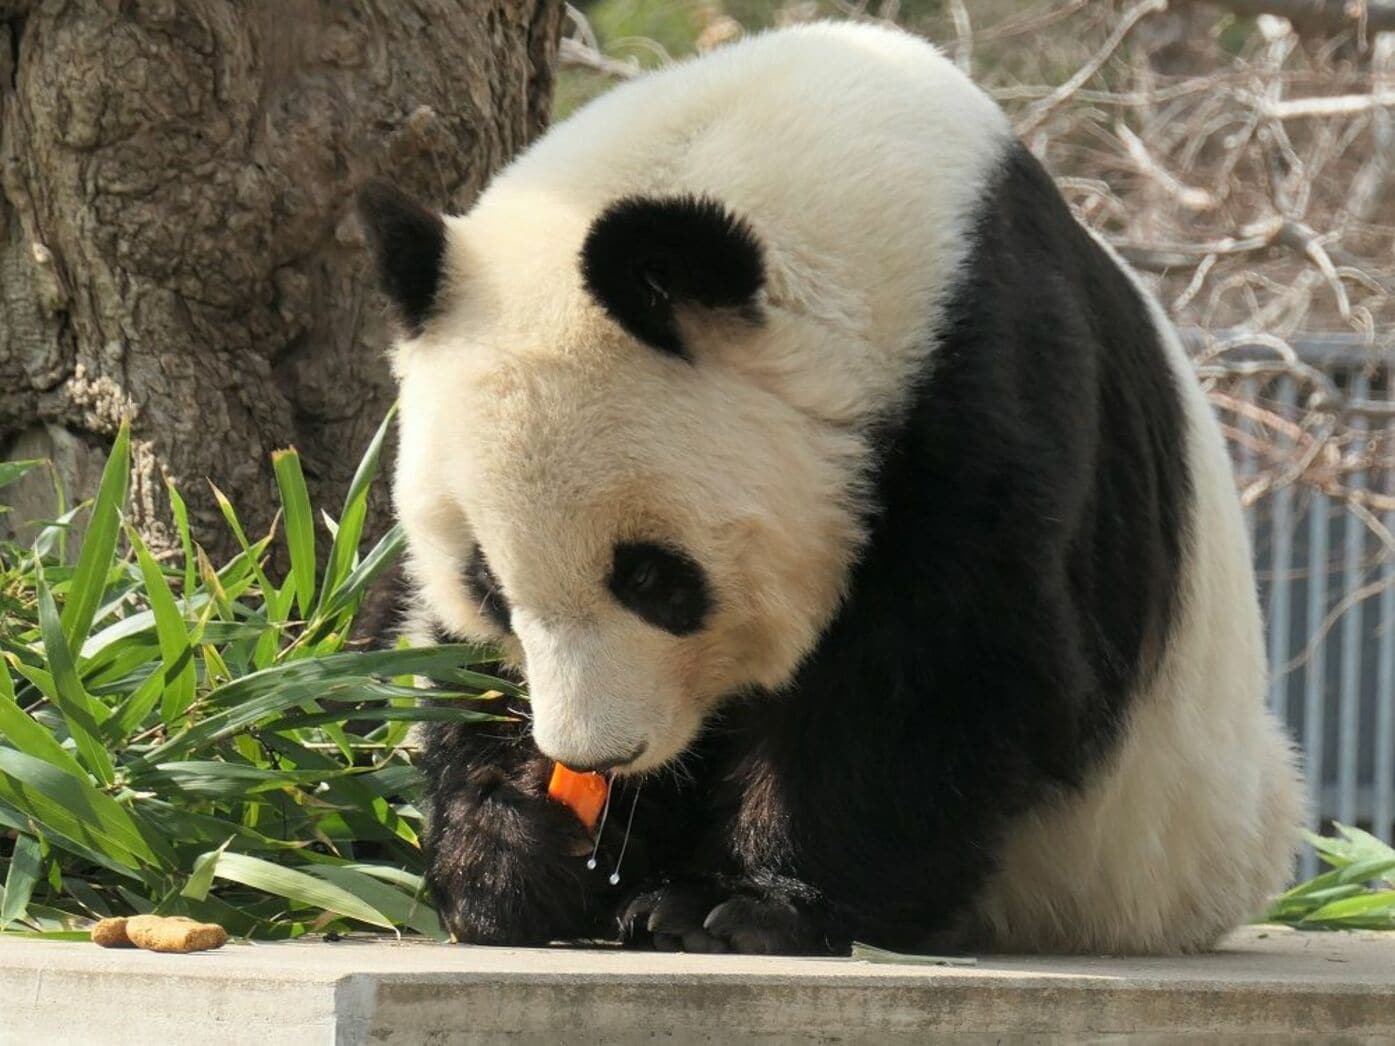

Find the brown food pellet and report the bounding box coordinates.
[123,914,228,953]
[90,917,134,948]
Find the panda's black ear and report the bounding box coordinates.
[357,179,447,337]
[580,195,765,357]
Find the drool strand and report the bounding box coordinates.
[609,782,643,886]
[585,770,617,871]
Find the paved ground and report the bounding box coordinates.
[2,925,1393,1044]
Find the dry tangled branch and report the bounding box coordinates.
[563,1,1394,562]
[994,3,1395,539]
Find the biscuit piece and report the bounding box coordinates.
[124,915,228,953]
[90,917,134,948]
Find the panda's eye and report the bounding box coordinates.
[608,541,711,636]
[629,560,658,592]
[463,546,511,633]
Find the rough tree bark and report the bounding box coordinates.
[0,0,563,552]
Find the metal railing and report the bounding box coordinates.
[1229,338,1394,878]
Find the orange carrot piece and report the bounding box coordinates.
[547,763,609,829]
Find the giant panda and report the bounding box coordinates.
[358,20,1303,955]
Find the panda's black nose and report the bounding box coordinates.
[566,742,647,774]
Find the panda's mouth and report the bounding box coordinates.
[552,741,648,775]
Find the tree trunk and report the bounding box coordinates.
[0,0,563,553]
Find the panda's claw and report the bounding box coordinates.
[620,882,721,947]
[620,882,827,954]
[702,894,823,955]
[681,928,729,953]
[618,889,663,940]
[645,885,718,934]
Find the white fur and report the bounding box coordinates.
[395,22,1010,770]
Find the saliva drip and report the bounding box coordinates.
[583,775,643,885]
[608,783,642,886]
[585,771,616,871]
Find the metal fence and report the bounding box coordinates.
[1231,339,1394,878]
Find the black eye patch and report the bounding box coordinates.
[608,541,712,636]
[463,546,511,633]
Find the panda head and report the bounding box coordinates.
[359,181,868,774]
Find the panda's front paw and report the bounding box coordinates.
[622,882,832,955]
[702,894,828,955]
[621,881,730,953]
[426,765,610,946]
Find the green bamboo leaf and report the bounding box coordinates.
[128,644,496,767]
[165,481,198,611]
[60,421,129,649]
[319,405,396,611]
[0,834,42,929]
[31,504,84,563]
[34,572,114,785]
[1336,856,1395,887]
[59,878,109,920]
[273,449,317,617]
[145,760,358,799]
[0,748,158,871]
[208,851,393,930]
[1303,890,1395,924]
[309,863,442,939]
[850,942,978,966]
[209,483,279,615]
[209,481,254,551]
[129,685,359,768]
[1334,823,1395,860]
[317,524,405,622]
[339,863,428,895]
[3,930,92,941]
[198,546,236,620]
[181,838,233,902]
[0,796,141,882]
[256,581,292,664]
[1276,866,1345,901]
[200,645,506,711]
[127,527,196,722]
[259,735,421,851]
[0,460,44,491]
[356,765,423,798]
[0,410,517,937]
[104,669,166,744]
[0,661,89,782]
[268,705,508,731]
[136,799,301,854]
[81,599,193,660]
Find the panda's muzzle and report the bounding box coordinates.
[562,741,648,775]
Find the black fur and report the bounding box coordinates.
[357,180,446,337]
[579,195,765,357]
[463,546,511,633]
[417,710,610,945]
[608,541,713,636]
[416,141,1192,953]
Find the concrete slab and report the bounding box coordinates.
[1,925,1392,1044]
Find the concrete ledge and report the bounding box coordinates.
[3,925,1393,1044]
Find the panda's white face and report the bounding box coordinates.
[369,21,1012,773]
[396,330,867,773]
